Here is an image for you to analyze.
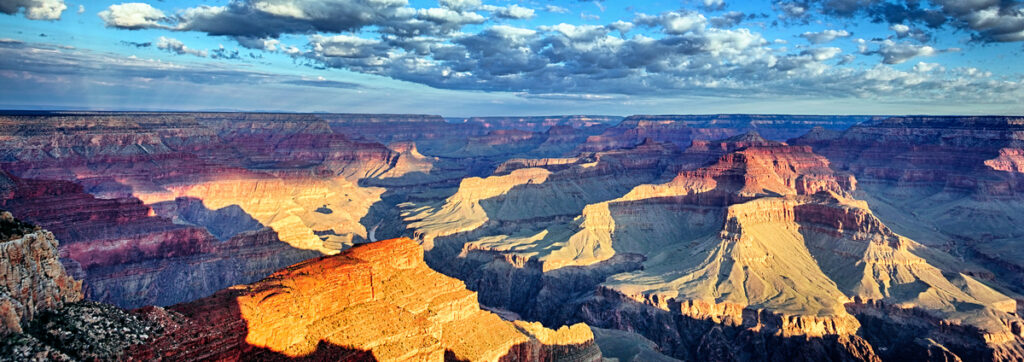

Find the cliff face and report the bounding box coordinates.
[125,238,602,361]
[0,170,318,309]
[0,211,81,335]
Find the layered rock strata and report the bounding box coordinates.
[408,134,1024,361]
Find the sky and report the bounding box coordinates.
[0,0,1022,116]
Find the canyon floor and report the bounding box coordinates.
[2,112,1024,361]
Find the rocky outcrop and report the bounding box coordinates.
[124,237,602,361]
[0,211,81,335]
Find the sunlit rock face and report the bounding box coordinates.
[0,211,81,335]
[407,133,1024,361]
[126,238,602,361]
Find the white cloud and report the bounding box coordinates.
[799,29,851,44]
[156,36,208,58]
[99,2,166,29]
[869,39,956,64]
[544,5,569,14]
[635,11,707,35]
[890,24,910,36]
[483,4,535,20]
[0,0,66,20]
[439,0,481,12]
[703,0,725,11]
[235,36,280,51]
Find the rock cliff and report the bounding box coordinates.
[0,211,81,335]
[790,116,1024,301]
[123,237,601,361]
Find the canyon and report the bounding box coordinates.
[0,212,604,360]
[1,111,1023,361]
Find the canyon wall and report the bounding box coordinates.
[406,132,1024,361]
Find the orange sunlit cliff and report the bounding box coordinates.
[126,237,602,361]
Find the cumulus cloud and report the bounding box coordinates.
[0,0,66,20]
[300,12,875,97]
[156,36,208,57]
[101,0,409,38]
[99,3,167,29]
[710,11,745,28]
[772,0,1024,43]
[235,36,281,51]
[799,29,850,44]
[99,0,510,47]
[482,4,535,19]
[890,24,909,36]
[79,0,1022,106]
[862,39,958,64]
[703,0,726,11]
[544,5,569,14]
[439,0,481,12]
[635,11,707,34]
[607,20,633,34]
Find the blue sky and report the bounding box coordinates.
[1,0,1022,116]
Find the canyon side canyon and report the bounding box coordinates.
[1,112,1023,361]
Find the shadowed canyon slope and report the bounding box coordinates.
[2,112,1024,361]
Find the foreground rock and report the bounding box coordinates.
[123,237,601,361]
[0,211,81,335]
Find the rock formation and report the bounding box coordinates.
[123,237,602,361]
[406,133,1024,361]
[0,211,81,335]
[790,116,1024,300]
